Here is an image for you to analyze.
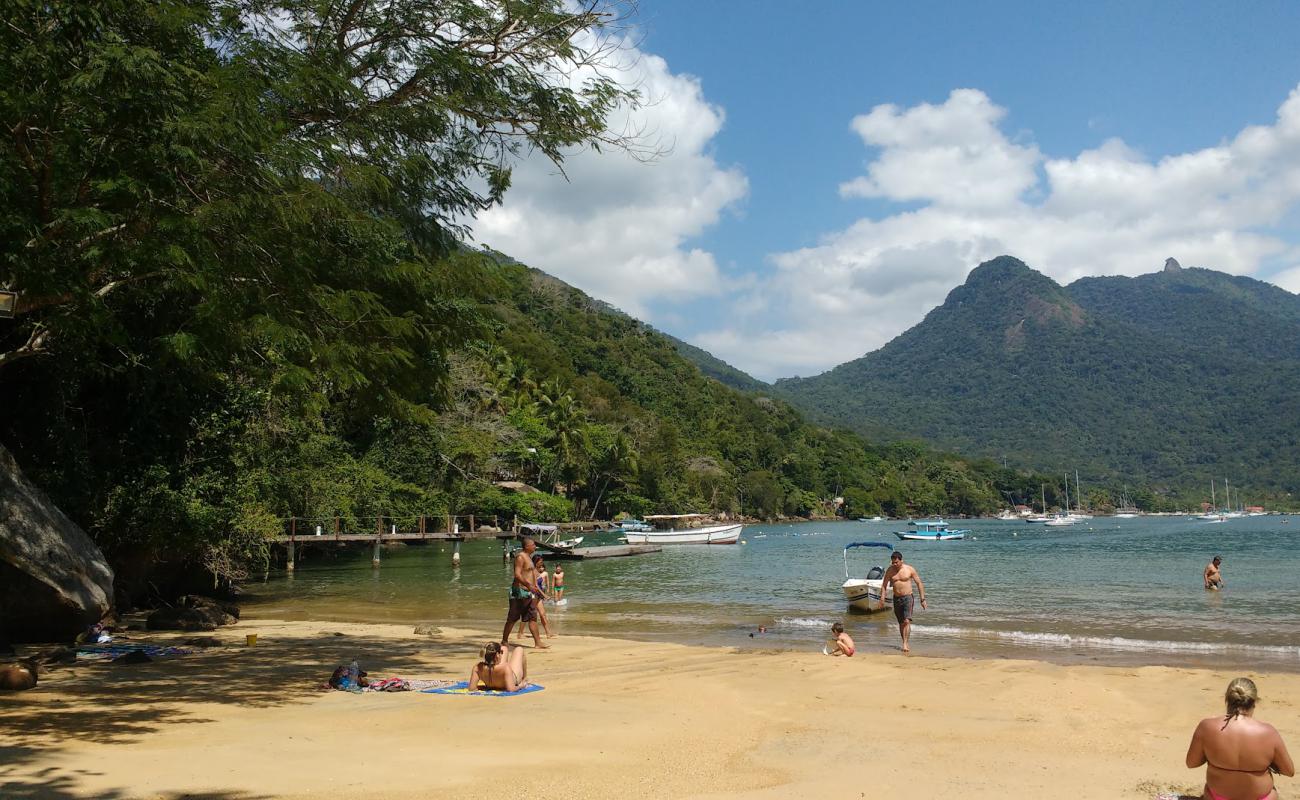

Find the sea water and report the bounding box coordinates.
[244,515,1300,670]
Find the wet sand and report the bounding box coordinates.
[2,619,1297,799]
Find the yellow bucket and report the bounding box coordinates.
[245,634,258,646]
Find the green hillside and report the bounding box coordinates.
[776,256,1300,496]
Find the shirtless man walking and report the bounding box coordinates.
[501,537,550,649]
[1204,555,1225,590]
[877,550,927,653]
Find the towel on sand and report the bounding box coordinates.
[422,681,544,697]
[76,644,192,662]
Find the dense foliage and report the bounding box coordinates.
[777,257,1300,507]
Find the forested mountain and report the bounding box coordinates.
[776,256,1300,495]
[665,334,770,394]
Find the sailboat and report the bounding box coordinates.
[1068,470,1093,519]
[1046,476,1077,526]
[1024,484,1051,523]
[1198,479,1225,523]
[1114,484,1138,518]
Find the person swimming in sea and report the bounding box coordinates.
[1185,677,1294,800]
[469,642,529,692]
[1205,555,1225,590]
[826,622,855,656]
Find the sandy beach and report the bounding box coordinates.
[2,619,1297,800]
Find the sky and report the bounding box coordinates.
[470,1,1300,381]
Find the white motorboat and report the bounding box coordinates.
[841,541,895,611]
[622,515,742,545]
[617,519,653,532]
[1024,515,1051,524]
[1044,515,1077,527]
[1113,513,1138,519]
[895,520,968,541]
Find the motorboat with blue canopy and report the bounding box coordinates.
[841,541,895,611]
[895,519,968,541]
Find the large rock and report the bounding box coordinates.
[0,443,114,642]
[146,595,238,631]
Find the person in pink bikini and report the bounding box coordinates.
[1185,677,1293,800]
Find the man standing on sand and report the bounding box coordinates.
[502,537,550,649]
[1204,555,1225,590]
[878,550,927,653]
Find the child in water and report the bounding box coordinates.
[553,564,566,602]
[826,622,855,656]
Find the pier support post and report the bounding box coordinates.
[373,516,382,567]
[469,514,475,534]
[452,539,461,566]
[287,517,296,571]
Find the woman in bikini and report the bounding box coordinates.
[515,554,555,639]
[1185,677,1294,800]
[469,641,529,692]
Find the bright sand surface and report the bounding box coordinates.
[3,620,1298,799]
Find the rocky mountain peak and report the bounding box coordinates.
[1164,257,1183,273]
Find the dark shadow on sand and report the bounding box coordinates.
[0,628,487,786]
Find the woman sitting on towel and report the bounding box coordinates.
[469,642,529,692]
[1185,677,1293,800]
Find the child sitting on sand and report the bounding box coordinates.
[826,622,855,656]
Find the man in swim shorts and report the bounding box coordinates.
[502,537,549,649]
[877,550,927,653]
[1204,555,1224,590]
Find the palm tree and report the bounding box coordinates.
[589,435,638,519]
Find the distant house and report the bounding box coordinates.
[1246,505,1265,514]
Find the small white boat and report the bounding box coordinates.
[895,520,968,541]
[857,516,885,522]
[1024,515,1051,524]
[623,515,742,545]
[841,541,895,611]
[1044,515,1077,527]
[617,519,653,532]
[1113,513,1137,519]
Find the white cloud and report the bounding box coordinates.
[699,87,1300,381]
[470,38,747,319]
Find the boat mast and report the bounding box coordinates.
[1040,483,1046,515]
[1210,478,1216,513]
[1063,473,1069,516]
[1075,470,1082,513]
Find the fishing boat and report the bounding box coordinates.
[520,523,585,551]
[622,514,742,545]
[894,519,968,541]
[841,541,895,611]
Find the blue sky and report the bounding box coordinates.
[473,1,1300,380]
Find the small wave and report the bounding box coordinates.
[911,625,1300,658]
[776,616,832,629]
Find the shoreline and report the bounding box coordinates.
[3,617,1299,799]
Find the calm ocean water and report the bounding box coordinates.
[244,516,1300,670]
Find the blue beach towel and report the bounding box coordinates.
[422,681,544,697]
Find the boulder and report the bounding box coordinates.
[0,659,38,691]
[413,624,440,636]
[146,595,239,631]
[0,443,114,642]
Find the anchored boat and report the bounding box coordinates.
[841,541,895,611]
[894,519,968,541]
[621,514,742,545]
